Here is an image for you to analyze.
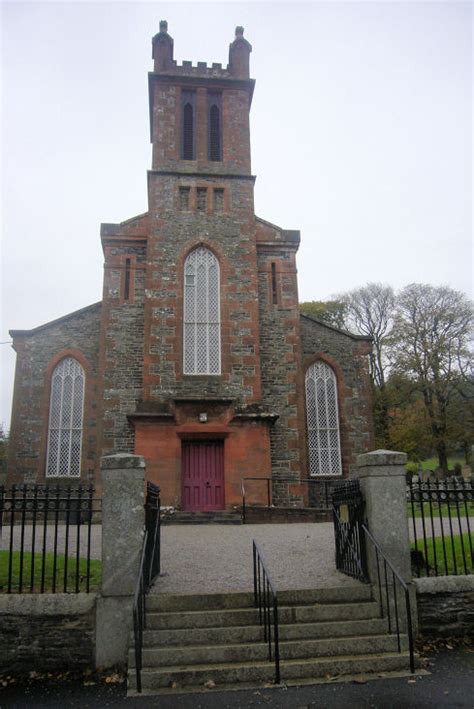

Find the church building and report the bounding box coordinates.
[7,23,374,510]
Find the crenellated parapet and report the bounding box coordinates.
[152,21,251,80]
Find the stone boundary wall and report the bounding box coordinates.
[0,594,96,673]
[415,576,474,638]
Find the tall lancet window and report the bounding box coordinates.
[182,91,195,160]
[46,357,85,477]
[183,247,221,375]
[305,361,342,476]
[208,93,222,161]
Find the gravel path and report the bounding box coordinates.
[1,524,102,560]
[409,516,471,540]
[3,518,471,594]
[155,523,356,593]
[1,522,354,592]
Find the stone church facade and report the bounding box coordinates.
[7,23,374,509]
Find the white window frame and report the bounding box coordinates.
[46,357,85,478]
[305,360,342,476]
[183,246,221,375]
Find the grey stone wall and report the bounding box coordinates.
[415,576,474,638]
[0,594,96,673]
[257,244,302,498]
[300,315,374,476]
[8,303,102,485]
[100,245,146,455]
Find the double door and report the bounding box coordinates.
[181,440,225,511]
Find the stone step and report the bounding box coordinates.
[130,634,406,668]
[161,512,242,526]
[243,507,332,524]
[128,652,415,691]
[146,585,373,611]
[146,601,381,630]
[147,591,254,612]
[141,617,390,647]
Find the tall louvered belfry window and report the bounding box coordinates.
[182,90,196,161]
[305,361,342,476]
[209,94,222,162]
[183,247,221,374]
[182,103,194,160]
[46,357,85,477]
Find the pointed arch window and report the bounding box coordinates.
[183,247,221,374]
[46,357,85,477]
[208,93,222,161]
[182,91,195,160]
[305,361,342,476]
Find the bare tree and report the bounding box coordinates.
[337,283,395,388]
[335,283,395,446]
[390,284,473,472]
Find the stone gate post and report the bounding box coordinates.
[353,449,416,632]
[354,450,411,581]
[95,453,146,668]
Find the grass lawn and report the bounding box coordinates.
[412,533,473,576]
[417,457,466,472]
[408,501,474,518]
[0,551,101,593]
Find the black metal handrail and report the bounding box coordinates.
[144,482,161,585]
[132,482,161,694]
[252,540,280,684]
[361,524,415,674]
[132,531,148,694]
[242,477,333,523]
[0,483,100,593]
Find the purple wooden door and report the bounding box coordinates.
[182,441,225,512]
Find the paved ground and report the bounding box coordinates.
[1,521,351,591]
[2,517,472,591]
[1,524,102,560]
[410,515,471,540]
[155,522,355,593]
[1,646,473,707]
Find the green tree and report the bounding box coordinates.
[387,398,432,461]
[390,284,473,473]
[0,424,9,480]
[300,300,348,329]
[445,376,474,464]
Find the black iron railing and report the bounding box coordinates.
[332,480,369,582]
[0,483,100,593]
[241,477,333,523]
[332,481,414,674]
[408,478,473,577]
[133,482,161,694]
[362,524,415,674]
[252,540,280,684]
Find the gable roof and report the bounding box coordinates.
[300,313,372,342]
[9,302,102,338]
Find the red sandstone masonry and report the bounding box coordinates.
[7,25,375,503]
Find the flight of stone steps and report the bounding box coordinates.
[161,510,242,525]
[128,584,415,694]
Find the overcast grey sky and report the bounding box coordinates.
[1,0,472,426]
